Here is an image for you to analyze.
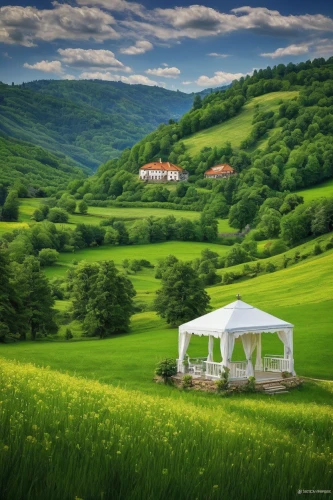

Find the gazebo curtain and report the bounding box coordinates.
[177,331,192,372]
[219,332,235,367]
[207,336,214,362]
[241,333,257,377]
[277,330,295,374]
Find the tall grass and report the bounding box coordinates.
[0,359,332,500]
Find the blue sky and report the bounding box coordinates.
[0,0,333,92]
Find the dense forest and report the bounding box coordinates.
[0,80,195,169]
[0,134,88,196]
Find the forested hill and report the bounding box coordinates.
[0,80,195,169]
[0,134,88,196]
[73,57,333,240]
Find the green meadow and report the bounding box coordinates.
[1,248,332,498]
[296,178,333,203]
[183,91,299,156]
[0,199,236,235]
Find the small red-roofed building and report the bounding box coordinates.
[139,159,189,182]
[204,164,235,179]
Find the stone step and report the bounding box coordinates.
[264,390,289,395]
[265,386,286,392]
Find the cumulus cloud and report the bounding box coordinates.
[126,5,333,40]
[146,66,180,78]
[58,48,130,71]
[76,0,145,16]
[208,52,229,57]
[23,60,64,74]
[195,70,247,87]
[0,3,119,46]
[261,43,310,58]
[79,71,159,86]
[120,40,153,55]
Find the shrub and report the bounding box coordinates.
[265,262,276,273]
[155,358,177,383]
[65,328,73,340]
[182,375,193,389]
[215,366,230,392]
[313,243,322,256]
[281,371,292,379]
[325,238,333,250]
[243,376,256,392]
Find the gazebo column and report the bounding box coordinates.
[255,333,263,371]
[207,335,214,362]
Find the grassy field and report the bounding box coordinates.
[0,199,236,235]
[1,226,332,498]
[183,91,299,156]
[0,358,331,500]
[296,179,333,203]
[44,240,231,305]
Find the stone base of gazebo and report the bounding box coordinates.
[171,374,303,393]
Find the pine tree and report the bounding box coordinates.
[1,190,19,222]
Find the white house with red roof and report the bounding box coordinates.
[139,159,188,182]
[204,164,235,179]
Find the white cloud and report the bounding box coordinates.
[124,5,333,41]
[146,66,180,78]
[2,51,12,59]
[208,52,229,58]
[79,71,158,86]
[0,3,119,46]
[23,60,64,74]
[76,0,145,16]
[182,81,192,85]
[261,43,310,58]
[161,62,168,67]
[313,39,333,56]
[195,70,247,87]
[58,48,130,71]
[62,74,76,80]
[120,40,153,55]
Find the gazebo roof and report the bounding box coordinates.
[179,300,293,338]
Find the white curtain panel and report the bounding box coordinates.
[220,331,229,367]
[207,335,214,362]
[241,333,257,377]
[178,331,192,373]
[277,330,295,374]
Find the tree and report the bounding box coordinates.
[1,190,19,222]
[38,248,59,266]
[155,261,210,327]
[0,250,21,342]
[14,257,57,340]
[78,200,88,214]
[228,199,257,231]
[193,95,202,110]
[70,261,136,338]
[47,207,69,223]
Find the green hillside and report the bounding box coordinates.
[0,135,88,195]
[183,91,298,155]
[0,81,195,168]
[296,178,333,203]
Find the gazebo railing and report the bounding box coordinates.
[205,361,247,379]
[264,356,290,372]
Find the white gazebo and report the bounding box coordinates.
[177,298,295,380]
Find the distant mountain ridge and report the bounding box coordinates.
[0,80,197,169]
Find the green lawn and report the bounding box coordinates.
[183,91,299,156]
[296,178,333,203]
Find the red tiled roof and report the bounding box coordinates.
[205,164,235,176]
[140,161,184,172]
